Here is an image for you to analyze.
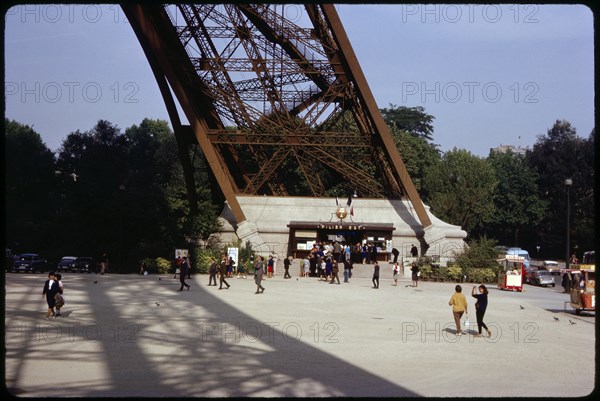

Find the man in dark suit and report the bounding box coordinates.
[178,257,191,291]
[219,255,230,290]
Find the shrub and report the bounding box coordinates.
[466,268,497,283]
[155,257,172,274]
[191,248,220,274]
[447,265,462,281]
[419,264,432,280]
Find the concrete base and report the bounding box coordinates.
[217,196,467,265]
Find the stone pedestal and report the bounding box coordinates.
[217,195,467,265]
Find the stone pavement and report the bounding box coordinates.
[4,262,595,397]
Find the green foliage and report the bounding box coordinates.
[447,265,463,281]
[419,264,433,279]
[5,119,58,257]
[453,237,501,283]
[380,104,435,141]
[526,121,595,259]
[424,148,497,235]
[486,150,548,246]
[141,257,172,274]
[465,268,497,283]
[192,248,220,274]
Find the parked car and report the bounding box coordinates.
[74,256,95,273]
[529,269,555,287]
[12,253,48,273]
[542,260,560,274]
[57,256,78,272]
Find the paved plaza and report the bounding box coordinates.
[4,262,596,397]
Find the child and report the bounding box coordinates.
[54,273,65,317]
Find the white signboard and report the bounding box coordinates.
[227,247,239,265]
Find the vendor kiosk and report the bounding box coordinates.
[497,255,525,292]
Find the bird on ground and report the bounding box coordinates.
[94,280,98,284]
[553,316,559,321]
[159,278,162,281]
[155,302,160,307]
[520,305,525,310]
[569,320,576,325]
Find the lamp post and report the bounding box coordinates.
[565,178,572,270]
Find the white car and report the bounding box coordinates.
[542,260,560,274]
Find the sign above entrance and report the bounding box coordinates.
[317,223,365,230]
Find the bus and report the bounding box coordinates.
[506,247,530,269]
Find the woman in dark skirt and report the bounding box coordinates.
[42,272,59,318]
[410,262,419,287]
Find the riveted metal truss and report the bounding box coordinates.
[122,3,432,228]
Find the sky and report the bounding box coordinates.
[3,4,595,157]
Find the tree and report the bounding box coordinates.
[526,120,595,259]
[380,105,441,194]
[380,104,435,141]
[486,150,548,247]
[5,119,58,254]
[389,125,440,194]
[423,148,497,235]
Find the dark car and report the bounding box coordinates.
[57,256,78,272]
[12,253,48,273]
[74,256,95,273]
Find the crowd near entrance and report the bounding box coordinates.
[287,221,395,262]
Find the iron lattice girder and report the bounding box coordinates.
[123,3,433,229]
[206,129,370,147]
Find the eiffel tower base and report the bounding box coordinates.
[218,196,467,265]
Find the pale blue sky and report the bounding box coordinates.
[4,4,594,157]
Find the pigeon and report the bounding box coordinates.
[569,320,576,325]
[155,302,160,307]
[553,316,559,321]
[520,305,525,310]
[159,278,162,281]
[94,280,98,284]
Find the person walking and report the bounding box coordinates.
[332,241,342,263]
[472,285,491,337]
[267,255,274,278]
[42,272,59,319]
[100,252,109,275]
[54,273,65,317]
[237,259,247,279]
[219,255,230,290]
[449,285,468,336]
[174,256,181,279]
[561,271,571,293]
[208,258,218,286]
[343,258,352,282]
[227,256,235,278]
[410,244,418,258]
[254,256,265,294]
[408,262,419,287]
[302,256,310,277]
[325,257,333,282]
[178,256,191,291]
[283,256,292,279]
[392,262,400,286]
[329,260,341,284]
[372,263,380,289]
